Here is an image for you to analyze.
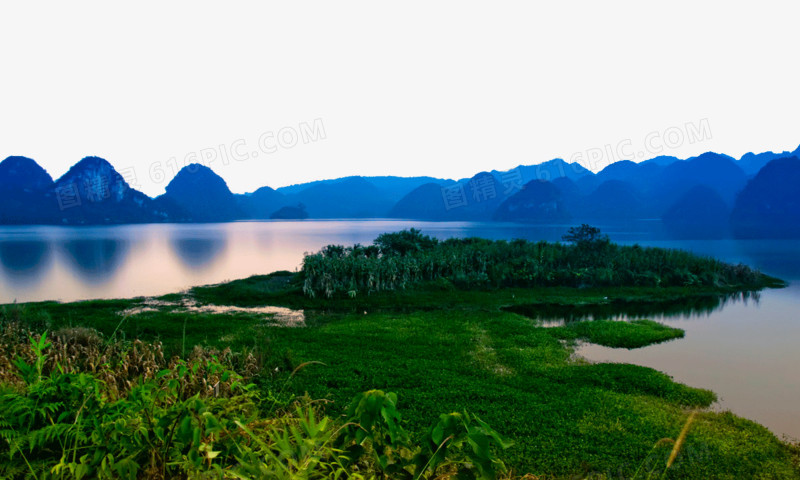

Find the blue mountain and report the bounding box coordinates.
[161,164,242,222]
[390,172,505,221]
[237,186,286,219]
[282,177,395,218]
[731,157,800,238]
[493,180,570,222]
[387,183,452,220]
[52,156,178,224]
[663,186,731,239]
[648,152,747,214]
[0,156,56,224]
[277,175,447,203]
[1,146,798,234]
[738,146,800,176]
[571,180,646,221]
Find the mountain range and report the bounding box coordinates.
[1,144,799,237]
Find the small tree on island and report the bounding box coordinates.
[562,224,609,246]
[374,228,438,256]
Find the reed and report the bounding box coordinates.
[301,229,770,298]
[666,411,697,469]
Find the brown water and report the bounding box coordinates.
[0,221,798,439]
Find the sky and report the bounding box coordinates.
[1,1,799,197]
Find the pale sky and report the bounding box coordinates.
[1,1,799,197]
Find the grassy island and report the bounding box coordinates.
[1,229,797,479]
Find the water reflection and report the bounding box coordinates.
[503,290,761,325]
[736,240,800,284]
[61,238,130,284]
[171,232,227,271]
[0,240,52,286]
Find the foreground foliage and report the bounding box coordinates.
[0,319,512,479]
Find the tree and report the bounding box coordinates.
[562,224,609,245]
[374,228,438,256]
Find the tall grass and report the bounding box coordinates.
[301,229,768,298]
[0,320,512,479]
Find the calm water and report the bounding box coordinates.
[0,221,798,439]
[0,221,585,303]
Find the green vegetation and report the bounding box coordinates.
[0,316,512,479]
[301,229,781,298]
[1,230,798,478]
[549,319,686,349]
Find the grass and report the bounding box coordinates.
[4,272,799,478]
[0,319,517,479]
[548,319,686,349]
[7,299,270,356]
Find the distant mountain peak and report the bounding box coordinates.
[72,155,116,169]
[0,156,54,192]
[55,156,128,203]
[1,155,46,170]
[686,151,737,163]
[641,155,681,167]
[519,158,591,182]
[164,163,240,221]
[166,164,235,198]
[176,162,217,175]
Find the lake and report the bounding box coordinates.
[0,220,798,440]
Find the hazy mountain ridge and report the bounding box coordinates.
[1,148,799,236]
[731,156,800,238]
[738,145,800,176]
[281,177,395,218]
[277,175,450,203]
[237,186,286,219]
